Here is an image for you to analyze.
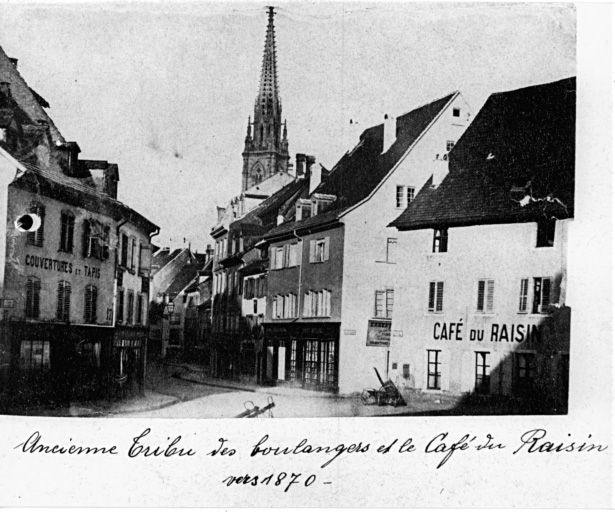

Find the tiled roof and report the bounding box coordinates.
[390,77,575,230]
[152,248,181,272]
[0,46,64,143]
[164,263,200,296]
[264,93,457,239]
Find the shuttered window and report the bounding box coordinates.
[477,279,495,313]
[309,237,330,263]
[374,289,394,319]
[127,291,134,324]
[136,294,144,325]
[428,281,444,313]
[84,285,98,324]
[56,281,71,322]
[26,204,45,247]
[25,276,41,319]
[120,233,128,267]
[59,211,75,253]
[117,289,124,323]
[518,279,529,312]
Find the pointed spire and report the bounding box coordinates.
[283,119,287,140]
[255,6,280,126]
[246,116,252,137]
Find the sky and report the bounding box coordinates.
[0,2,576,251]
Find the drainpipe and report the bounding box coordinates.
[294,229,303,315]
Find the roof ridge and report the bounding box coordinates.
[395,90,458,120]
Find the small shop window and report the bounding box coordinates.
[20,340,50,370]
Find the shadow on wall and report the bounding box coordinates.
[394,272,571,416]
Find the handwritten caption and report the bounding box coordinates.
[13,428,608,491]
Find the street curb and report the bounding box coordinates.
[73,395,182,417]
[177,376,256,394]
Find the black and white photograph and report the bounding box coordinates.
[0,1,611,508]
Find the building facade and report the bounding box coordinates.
[262,93,472,393]
[0,44,158,406]
[388,78,574,412]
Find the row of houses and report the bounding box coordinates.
[155,8,571,412]
[0,45,159,406]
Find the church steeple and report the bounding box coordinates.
[242,6,290,192]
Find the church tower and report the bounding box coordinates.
[242,7,290,192]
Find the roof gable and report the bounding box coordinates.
[391,77,575,230]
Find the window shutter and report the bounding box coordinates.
[428,282,435,311]
[519,279,529,312]
[309,240,315,263]
[56,282,63,320]
[64,283,71,322]
[303,293,310,317]
[386,289,394,318]
[85,287,91,323]
[92,286,98,323]
[297,240,303,266]
[541,278,552,313]
[82,220,91,257]
[436,282,444,312]
[33,279,41,319]
[324,237,330,261]
[477,280,485,311]
[440,350,451,391]
[486,280,495,312]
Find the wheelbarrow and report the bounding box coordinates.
[361,367,406,407]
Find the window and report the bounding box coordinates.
[272,246,285,269]
[286,243,299,267]
[407,187,415,205]
[427,350,441,390]
[59,211,75,253]
[128,237,136,271]
[386,238,397,263]
[26,204,45,247]
[84,285,98,324]
[532,277,552,314]
[476,279,495,313]
[303,290,331,317]
[453,108,460,117]
[515,353,536,394]
[273,294,297,319]
[374,289,394,318]
[475,352,490,394]
[56,281,71,322]
[309,237,330,263]
[141,276,150,295]
[396,185,415,209]
[120,233,128,267]
[137,294,144,325]
[446,140,455,152]
[127,291,134,324]
[84,221,110,260]
[428,281,444,313]
[402,364,410,379]
[25,276,41,319]
[117,289,124,323]
[536,219,556,247]
[19,340,50,371]
[433,228,448,253]
[518,278,529,313]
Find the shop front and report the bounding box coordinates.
[263,322,340,393]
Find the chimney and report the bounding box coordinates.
[206,244,214,262]
[382,114,397,154]
[103,164,119,199]
[431,159,449,188]
[59,141,81,176]
[277,213,284,226]
[345,118,362,152]
[295,153,306,178]
[307,156,321,194]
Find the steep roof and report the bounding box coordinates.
[390,77,575,230]
[264,93,457,240]
[164,263,200,297]
[151,248,181,273]
[0,46,64,143]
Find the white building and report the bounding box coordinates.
[388,77,575,412]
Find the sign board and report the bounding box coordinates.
[343,329,356,335]
[366,319,391,347]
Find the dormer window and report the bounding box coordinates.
[453,108,460,118]
[309,193,336,217]
[446,140,455,152]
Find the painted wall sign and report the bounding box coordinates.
[25,254,73,274]
[366,319,391,347]
[432,321,543,344]
[344,329,356,335]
